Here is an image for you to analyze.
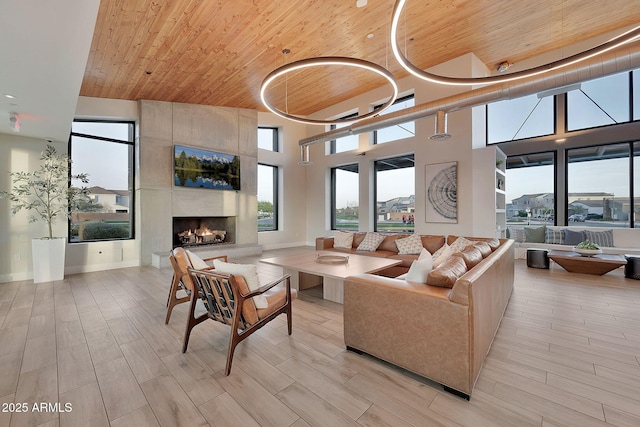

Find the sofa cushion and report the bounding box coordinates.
[352,232,367,248]
[427,256,467,288]
[395,234,423,255]
[545,228,565,245]
[453,246,483,269]
[449,236,475,253]
[388,254,419,268]
[378,234,407,253]
[509,227,526,243]
[405,248,433,283]
[421,235,446,254]
[432,244,453,268]
[524,226,546,243]
[472,241,492,258]
[334,231,354,249]
[357,232,387,252]
[564,229,585,245]
[477,237,500,250]
[584,229,614,247]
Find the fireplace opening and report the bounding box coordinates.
[173,216,235,248]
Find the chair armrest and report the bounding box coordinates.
[202,255,228,263]
[241,274,291,299]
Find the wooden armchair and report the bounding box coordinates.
[165,248,227,336]
[187,267,295,375]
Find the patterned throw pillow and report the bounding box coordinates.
[449,237,474,253]
[395,234,424,255]
[356,232,386,252]
[431,244,450,267]
[545,228,565,245]
[509,227,526,243]
[584,229,614,247]
[333,231,354,249]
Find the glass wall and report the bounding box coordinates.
[567,143,630,227]
[257,164,278,231]
[506,152,555,226]
[567,73,630,131]
[374,154,415,232]
[70,121,135,242]
[634,142,640,228]
[487,94,554,143]
[373,95,415,144]
[331,164,359,230]
[329,113,359,154]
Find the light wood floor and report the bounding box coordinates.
[1,247,640,427]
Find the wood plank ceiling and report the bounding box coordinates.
[80,0,640,117]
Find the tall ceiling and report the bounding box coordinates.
[2,1,640,141]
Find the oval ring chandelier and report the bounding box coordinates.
[260,56,398,125]
[391,0,640,86]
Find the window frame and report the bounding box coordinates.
[373,94,416,145]
[257,163,279,232]
[330,163,359,230]
[258,126,279,152]
[68,119,136,243]
[373,154,415,233]
[329,112,359,154]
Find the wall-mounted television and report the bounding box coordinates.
[174,145,241,191]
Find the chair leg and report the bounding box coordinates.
[286,301,293,335]
[182,294,208,353]
[225,332,241,376]
[166,275,189,325]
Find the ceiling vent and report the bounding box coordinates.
[429,110,451,140]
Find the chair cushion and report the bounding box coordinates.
[233,275,259,326]
[256,287,298,320]
[395,234,424,255]
[356,232,386,252]
[213,259,268,309]
[333,231,354,249]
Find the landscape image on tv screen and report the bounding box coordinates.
[174,145,241,190]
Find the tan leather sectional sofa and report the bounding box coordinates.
[316,233,514,399]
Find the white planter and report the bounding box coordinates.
[32,238,66,283]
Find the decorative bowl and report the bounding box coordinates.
[316,254,349,264]
[574,247,602,257]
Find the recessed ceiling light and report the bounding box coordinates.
[367,33,374,39]
[5,94,16,99]
[356,0,367,7]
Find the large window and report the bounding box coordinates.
[329,112,359,154]
[258,127,279,151]
[567,143,631,227]
[69,121,134,242]
[487,94,554,143]
[635,142,640,228]
[331,164,359,230]
[506,152,555,225]
[375,154,415,232]
[567,73,630,131]
[258,164,278,231]
[373,94,415,144]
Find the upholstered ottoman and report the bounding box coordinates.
[527,248,549,269]
[624,255,640,280]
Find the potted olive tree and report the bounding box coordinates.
[0,144,89,283]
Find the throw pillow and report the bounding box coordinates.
[186,250,210,269]
[333,231,354,249]
[449,236,475,253]
[509,227,525,243]
[356,232,386,252]
[212,259,267,309]
[405,248,433,283]
[545,228,564,245]
[584,229,614,247]
[427,256,468,288]
[432,244,453,268]
[564,229,585,245]
[524,226,546,243]
[395,234,424,255]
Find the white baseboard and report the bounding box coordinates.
[65,259,140,275]
[0,272,33,284]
